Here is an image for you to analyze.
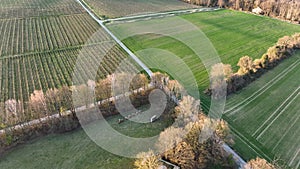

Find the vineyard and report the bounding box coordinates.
[0,13,105,57]
[0,43,132,103]
[0,0,86,18]
[0,0,140,122]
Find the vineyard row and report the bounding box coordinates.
[0,13,110,57]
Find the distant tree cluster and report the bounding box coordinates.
[182,0,300,23]
[208,33,300,95]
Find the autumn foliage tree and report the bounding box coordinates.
[156,95,234,168]
[209,63,233,98]
[134,150,162,169]
[237,56,256,75]
[28,90,48,118]
[244,157,277,169]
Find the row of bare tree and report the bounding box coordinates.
[208,33,300,96]
[0,73,150,152]
[0,73,149,129]
[182,0,300,23]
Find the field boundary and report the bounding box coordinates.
[76,0,153,76]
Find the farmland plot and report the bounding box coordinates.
[224,53,300,168]
[0,43,134,103]
[107,9,300,165]
[108,9,300,107]
[0,0,85,18]
[0,13,105,57]
[84,0,198,18]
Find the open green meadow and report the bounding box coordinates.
[108,9,300,110]
[0,110,173,169]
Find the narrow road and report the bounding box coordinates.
[104,8,220,23]
[223,144,247,168]
[76,0,153,76]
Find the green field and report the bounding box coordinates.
[0,110,173,169]
[84,0,198,18]
[107,9,300,167]
[108,9,300,108]
[224,52,300,168]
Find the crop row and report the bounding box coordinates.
[0,0,85,18]
[0,43,130,104]
[0,13,110,57]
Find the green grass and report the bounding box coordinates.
[224,52,300,168]
[0,105,173,169]
[107,9,300,110]
[107,9,300,167]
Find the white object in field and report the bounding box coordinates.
[150,115,157,123]
[252,7,263,14]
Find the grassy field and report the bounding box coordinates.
[224,52,300,168]
[107,9,300,166]
[0,106,173,169]
[108,9,300,105]
[84,0,198,18]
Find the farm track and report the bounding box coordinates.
[254,87,300,138]
[225,59,300,115]
[272,112,300,151]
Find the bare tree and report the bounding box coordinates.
[174,95,201,127]
[134,150,162,169]
[237,56,256,75]
[95,75,112,102]
[4,99,23,126]
[58,85,74,114]
[156,126,185,153]
[131,74,149,91]
[244,157,276,169]
[29,90,48,118]
[45,88,60,115]
[151,72,169,89]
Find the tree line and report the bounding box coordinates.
[208,33,300,96]
[182,0,300,23]
[0,73,149,152]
